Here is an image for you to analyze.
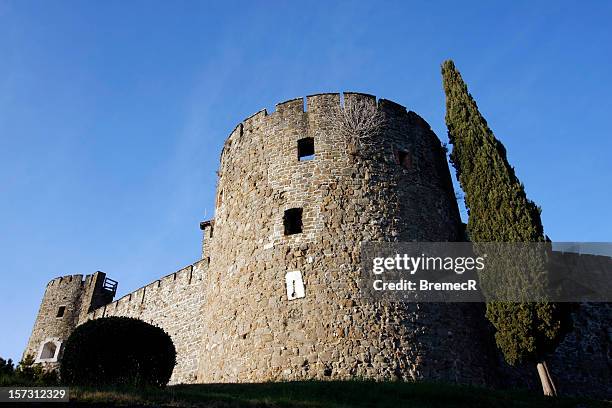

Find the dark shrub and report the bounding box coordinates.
[0,355,58,386]
[0,357,14,375]
[60,317,176,387]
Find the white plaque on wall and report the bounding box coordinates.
[285,271,305,300]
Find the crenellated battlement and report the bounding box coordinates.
[275,97,303,115]
[46,274,84,287]
[219,92,416,163]
[88,260,207,320]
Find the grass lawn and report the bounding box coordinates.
[66,380,610,408]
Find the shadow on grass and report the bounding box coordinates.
[61,380,610,408]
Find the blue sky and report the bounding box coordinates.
[1,1,610,363]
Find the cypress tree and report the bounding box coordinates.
[441,60,570,396]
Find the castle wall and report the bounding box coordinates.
[544,253,611,396]
[196,93,495,384]
[84,260,207,384]
[549,302,611,397]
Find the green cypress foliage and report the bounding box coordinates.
[442,60,543,243]
[441,60,568,366]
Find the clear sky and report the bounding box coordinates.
[1,1,610,363]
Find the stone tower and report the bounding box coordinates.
[196,93,495,384]
[23,271,117,370]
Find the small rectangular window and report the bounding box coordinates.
[298,137,315,161]
[284,208,303,235]
[56,306,66,318]
[396,150,412,169]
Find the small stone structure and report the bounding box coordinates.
[23,93,610,398]
[23,272,116,370]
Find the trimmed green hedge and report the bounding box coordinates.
[60,317,176,387]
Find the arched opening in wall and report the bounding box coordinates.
[40,342,57,360]
[216,189,223,208]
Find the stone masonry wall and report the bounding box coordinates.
[84,260,208,384]
[548,302,611,397]
[196,93,496,384]
[547,253,611,397]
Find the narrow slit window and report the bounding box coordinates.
[56,306,65,318]
[216,189,223,207]
[297,137,315,161]
[284,208,303,235]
